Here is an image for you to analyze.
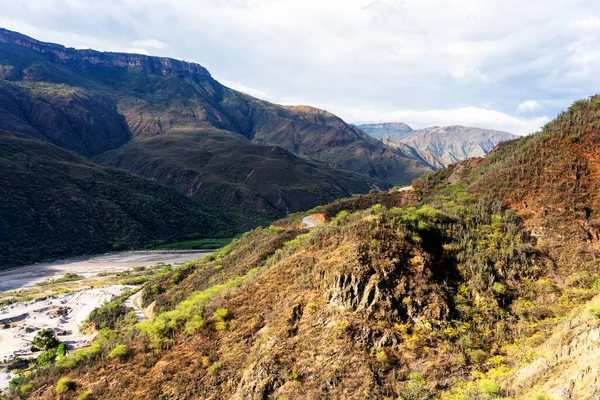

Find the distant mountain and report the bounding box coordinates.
[0,29,432,219]
[358,122,414,141]
[359,122,517,168]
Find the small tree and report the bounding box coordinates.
[32,329,60,351]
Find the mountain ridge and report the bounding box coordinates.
[0,28,432,214]
[5,49,600,400]
[0,28,211,79]
[359,122,517,168]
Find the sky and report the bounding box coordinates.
[1,0,600,135]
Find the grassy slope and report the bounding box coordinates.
[0,130,234,268]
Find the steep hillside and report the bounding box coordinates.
[0,28,432,217]
[0,130,231,268]
[6,182,552,399]
[10,96,600,400]
[360,123,516,168]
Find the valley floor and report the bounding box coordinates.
[0,250,213,393]
[0,251,212,291]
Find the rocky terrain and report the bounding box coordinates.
[360,122,517,168]
[5,96,600,399]
[358,122,415,141]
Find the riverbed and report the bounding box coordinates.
[0,250,211,390]
[0,250,212,291]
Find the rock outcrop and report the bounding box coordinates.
[0,28,211,79]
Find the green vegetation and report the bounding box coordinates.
[0,131,234,269]
[13,94,600,400]
[151,237,236,250]
[398,373,429,400]
[32,329,60,351]
[107,344,129,360]
[85,290,136,330]
[118,276,148,285]
[0,29,443,272]
[587,296,600,318]
[136,270,256,349]
[35,273,84,286]
[19,384,33,395]
[55,377,72,393]
[8,375,25,389]
[36,349,58,366]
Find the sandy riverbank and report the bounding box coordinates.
[0,285,132,389]
[0,251,212,291]
[0,250,212,391]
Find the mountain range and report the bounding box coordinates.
[0,28,435,266]
[9,95,600,399]
[0,28,519,269]
[359,122,517,168]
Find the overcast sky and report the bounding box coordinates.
[2,0,600,135]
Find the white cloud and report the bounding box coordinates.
[132,38,166,49]
[517,100,543,113]
[0,0,597,133]
[219,79,269,99]
[331,105,548,136]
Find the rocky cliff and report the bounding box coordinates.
[0,28,211,79]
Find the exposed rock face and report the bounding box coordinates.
[323,239,452,325]
[0,28,211,79]
[511,310,600,399]
[359,122,414,141]
[329,272,380,314]
[360,122,517,169]
[399,125,517,168]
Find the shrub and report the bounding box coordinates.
[333,210,350,222]
[8,375,25,389]
[374,349,389,364]
[399,372,429,400]
[478,379,499,398]
[37,349,58,366]
[32,329,60,351]
[77,391,92,400]
[56,342,102,369]
[36,273,84,286]
[212,308,229,320]
[19,384,33,394]
[57,342,67,357]
[208,361,222,374]
[86,296,131,330]
[587,296,600,318]
[119,276,148,285]
[215,321,227,331]
[291,368,300,381]
[56,377,72,393]
[107,344,129,360]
